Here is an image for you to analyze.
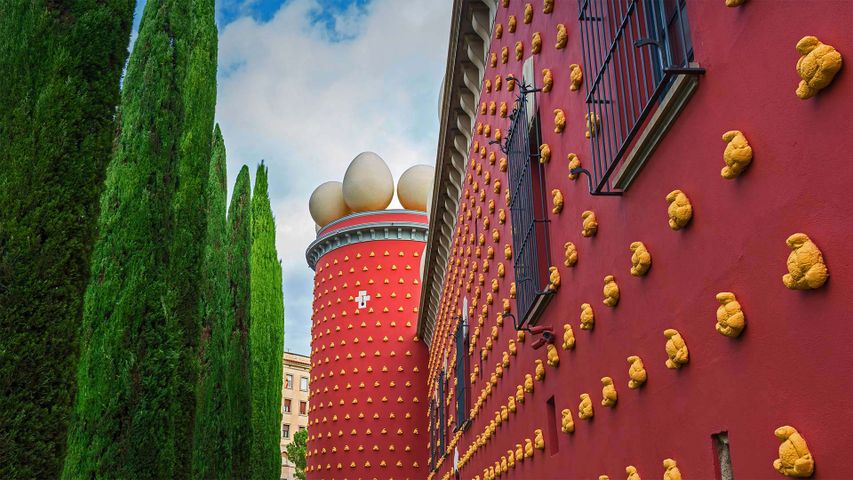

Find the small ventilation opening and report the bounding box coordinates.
[712,431,734,480]
[546,396,559,456]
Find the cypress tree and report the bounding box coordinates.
[228,166,254,477]
[249,163,285,479]
[170,0,218,471]
[0,1,133,477]
[192,125,232,479]
[63,0,216,477]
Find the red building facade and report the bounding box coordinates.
[419,1,852,479]
[305,210,430,479]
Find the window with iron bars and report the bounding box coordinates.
[501,81,553,328]
[454,319,469,429]
[575,0,703,194]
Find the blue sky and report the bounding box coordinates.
[129,0,451,355]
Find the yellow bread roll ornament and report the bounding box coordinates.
[665,189,693,230]
[534,359,545,381]
[581,210,598,237]
[600,376,617,407]
[580,303,594,330]
[585,112,600,138]
[795,36,842,99]
[715,292,745,338]
[547,267,561,292]
[569,63,583,91]
[508,15,517,33]
[721,130,753,178]
[524,2,533,23]
[501,46,509,64]
[542,68,553,92]
[553,108,566,133]
[725,0,747,6]
[662,459,682,480]
[524,438,534,458]
[561,408,575,433]
[532,32,542,54]
[534,429,545,449]
[562,324,575,350]
[556,24,567,49]
[782,233,828,290]
[626,355,647,389]
[563,241,578,267]
[578,393,593,419]
[495,74,502,91]
[515,41,524,61]
[567,153,581,180]
[663,329,689,369]
[603,275,619,307]
[490,52,497,68]
[546,343,559,367]
[629,241,651,276]
[773,425,814,478]
[495,22,503,39]
[540,143,551,163]
[524,373,534,392]
[543,0,554,14]
[625,465,641,480]
[551,189,563,214]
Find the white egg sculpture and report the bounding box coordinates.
[309,181,350,227]
[342,152,394,212]
[397,164,434,212]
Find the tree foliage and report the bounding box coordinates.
[192,125,232,479]
[228,165,254,477]
[0,1,133,477]
[249,163,286,479]
[63,0,217,477]
[285,429,308,480]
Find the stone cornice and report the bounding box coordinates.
[305,220,429,270]
[418,0,498,346]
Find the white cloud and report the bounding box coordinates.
[216,0,452,355]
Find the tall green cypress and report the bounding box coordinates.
[63,0,216,477]
[0,1,133,477]
[249,163,285,479]
[192,125,232,479]
[170,0,218,471]
[228,166,254,478]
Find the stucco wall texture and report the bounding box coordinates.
[306,212,430,479]
[426,1,853,480]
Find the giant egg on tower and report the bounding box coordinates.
[341,151,394,212]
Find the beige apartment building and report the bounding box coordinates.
[280,351,310,480]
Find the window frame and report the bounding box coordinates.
[282,423,290,439]
[575,0,703,195]
[285,373,294,390]
[283,398,292,414]
[299,376,309,392]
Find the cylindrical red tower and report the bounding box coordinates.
[305,210,430,480]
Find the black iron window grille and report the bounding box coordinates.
[429,398,436,470]
[574,0,704,194]
[437,370,446,454]
[454,320,468,428]
[497,80,553,328]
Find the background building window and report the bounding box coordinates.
[299,401,307,415]
[283,398,291,413]
[299,376,308,392]
[282,424,290,439]
[285,373,293,389]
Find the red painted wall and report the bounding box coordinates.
[306,212,429,480]
[427,1,853,479]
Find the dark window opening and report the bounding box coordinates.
[504,84,552,327]
[546,396,559,456]
[576,0,702,194]
[454,319,470,429]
